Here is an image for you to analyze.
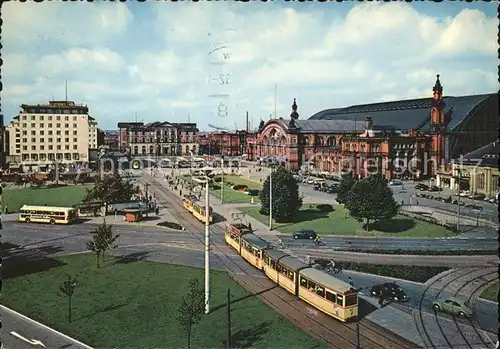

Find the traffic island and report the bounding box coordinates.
[2,253,323,349]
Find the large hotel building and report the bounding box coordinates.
[5,100,98,172]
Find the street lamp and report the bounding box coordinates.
[221,156,224,204]
[198,166,214,314]
[453,168,462,232]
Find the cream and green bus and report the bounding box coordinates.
[19,205,77,225]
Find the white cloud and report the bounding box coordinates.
[1,2,497,130]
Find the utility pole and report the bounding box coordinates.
[227,288,231,349]
[456,169,461,232]
[269,165,273,230]
[221,156,224,204]
[145,183,149,217]
[204,173,211,314]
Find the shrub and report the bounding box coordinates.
[232,185,248,191]
[157,221,184,230]
[338,261,449,283]
[212,184,221,190]
[213,176,222,183]
[247,189,260,196]
[316,204,333,212]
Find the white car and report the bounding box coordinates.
[459,190,470,197]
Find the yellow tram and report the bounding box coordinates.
[225,222,359,323]
[183,196,213,224]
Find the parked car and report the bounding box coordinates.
[370,283,409,302]
[429,185,442,192]
[389,179,403,186]
[432,296,473,318]
[415,183,429,191]
[292,229,317,240]
[469,193,485,200]
[459,190,470,197]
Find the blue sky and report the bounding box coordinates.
[2,2,497,131]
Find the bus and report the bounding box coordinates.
[19,205,77,225]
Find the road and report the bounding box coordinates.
[1,306,92,349]
[277,235,497,251]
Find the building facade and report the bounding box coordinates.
[6,100,98,172]
[255,76,497,179]
[178,123,199,156]
[199,130,256,157]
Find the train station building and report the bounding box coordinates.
[253,75,497,180]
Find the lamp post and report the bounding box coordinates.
[199,166,214,314]
[221,156,224,204]
[455,168,462,232]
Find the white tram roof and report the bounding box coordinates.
[279,256,309,272]
[265,249,288,260]
[299,268,356,294]
[241,233,269,249]
[20,205,75,211]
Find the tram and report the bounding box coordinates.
[225,222,358,322]
[182,196,213,224]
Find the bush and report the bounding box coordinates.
[46,183,68,189]
[232,185,248,191]
[340,248,497,256]
[212,184,221,190]
[157,221,184,230]
[247,189,260,196]
[338,261,449,283]
[316,204,333,212]
[213,176,222,183]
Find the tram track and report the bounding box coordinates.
[414,267,497,349]
[142,176,418,349]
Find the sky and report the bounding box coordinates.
[2,1,498,132]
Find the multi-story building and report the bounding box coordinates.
[102,130,119,149]
[198,130,257,157]
[149,121,179,156]
[255,76,497,179]
[118,122,143,151]
[177,123,199,156]
[6,100,98,172]
[127,123,156,156]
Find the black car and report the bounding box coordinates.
[292,229,317,240]
[370,283,408,302]
[428,185,442,192]
[415,183,429,191]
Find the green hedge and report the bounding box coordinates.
[341,248,497,256]
[157,221,183,230]
[338,261,449,283]
[316,204,333,212]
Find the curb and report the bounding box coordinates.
[0,305,94,349]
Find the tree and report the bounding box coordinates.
[336,173,357,205]
[58,274,78,323]
[176,278,205,349]
[83,173,135,214]
[259,166,302,223]
[344,175,398,231]
[86,220,120,267]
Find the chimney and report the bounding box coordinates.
[365,116,373,130]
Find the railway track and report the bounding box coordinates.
[142,176,419,349]
[413,267,497,349]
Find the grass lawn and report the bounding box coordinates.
[238,204,455,238]
[480,281,499,302]
[3,253,323,349]
[2,184,93,212]
[211,175,263,204]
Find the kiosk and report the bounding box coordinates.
[124,208,143,223]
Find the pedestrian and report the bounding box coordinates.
[248,222,252,232]
[416,200,419,205]
[348,276,354,287]
[305,254,311,265]
[378,296,384,308]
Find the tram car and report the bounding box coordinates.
[225,223,252,251]
[182,196,213,224]
[225,223,359,323]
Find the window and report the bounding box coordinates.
[49,145,53,150]
[22,154,29,161]
[300,276,308,288]
[31,115,35,120]
[40,123,44,127]
[65,124,69,128]
[476,173,485,190]
[48,123,52,128]
[22,130,27,135]
[40,130,44,135]
[40,154,46,160]
[345,294,357,307]
[492,175,498,193]
[65,130,69,135]
[73,145,78,150]
[73,153,79,160]
[57,138,61,142]
[22,145,27,150]
[22,138,27,143]
[31,138,36,142]
[22,115,27,120]
[65,116,69,121]
[308,280,317,291]
[73,131,77,135]
[73,138,77,142]
[56,116,61,121]
[336,294,343,306]
[22,123,27,128]
[48,153,55,160]
[40,145,45,150]
[31,131,36,135]
[31,145,36,150]
[48,116,52,121]
[316,285,325,297]
[73,123,77,128]
[48,138,53,142]
[270,260,276,269]
[48,130,53,135]
[65,145,69,150]
[57,145,61,150]
[326,291,336,303]
[40,138,44,143]
[56,123,61,128]
[65,138,69,142]
[31,123,35,127]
